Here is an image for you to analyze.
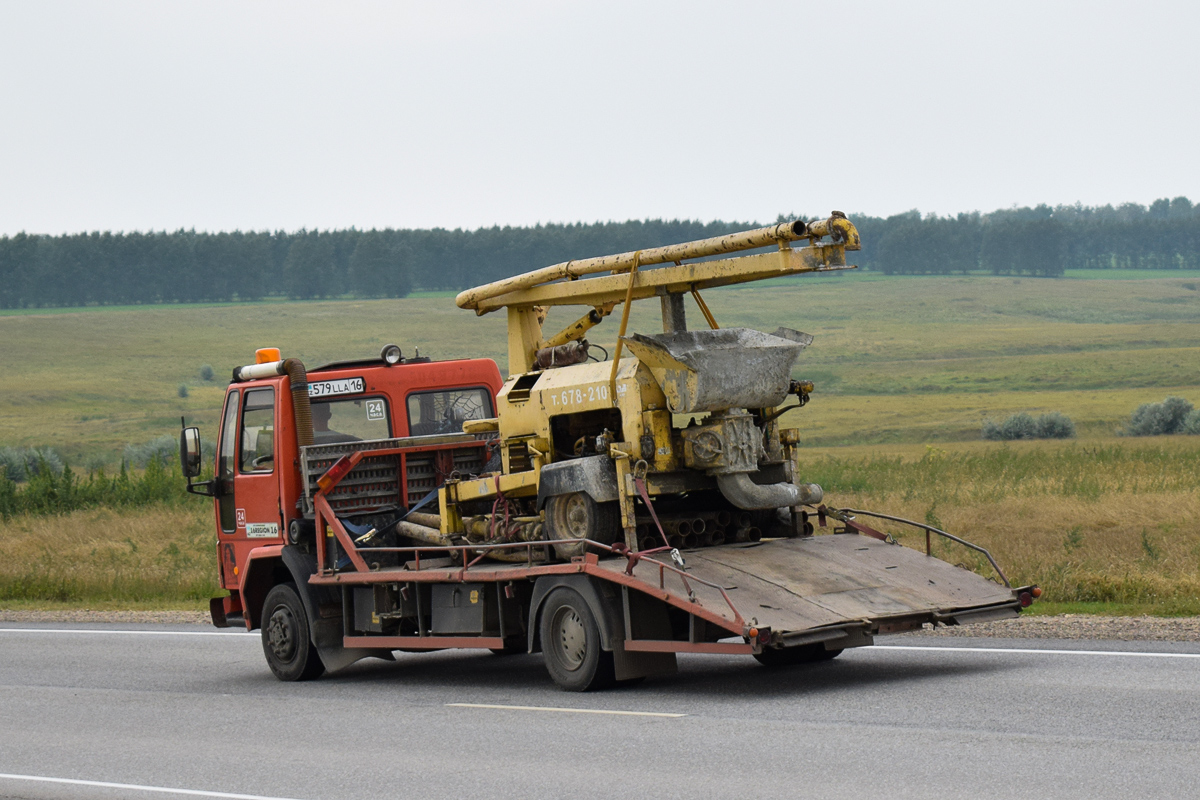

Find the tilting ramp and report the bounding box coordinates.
[597,532,1019,638]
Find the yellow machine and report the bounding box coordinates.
[435,213,862,558]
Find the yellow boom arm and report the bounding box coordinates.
[460,213,860,374]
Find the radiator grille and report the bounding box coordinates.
[301,433,491,517]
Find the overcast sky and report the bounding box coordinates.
[1,1,1196,235]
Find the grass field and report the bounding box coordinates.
[801,438,1200,615]
[1,270,1198,613]
[2,270,1197,460]
[0,505,218,606]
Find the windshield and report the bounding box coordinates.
[311,396,391,444]
[406,387,493,436]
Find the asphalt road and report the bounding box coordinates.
[1,624,1198,800]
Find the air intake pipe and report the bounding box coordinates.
[232,358,314,447]
[716,473,823,511]
[283,359,313,447]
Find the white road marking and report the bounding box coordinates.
[874,645,1200,659]
[0,772,305,800]
[0,628,253,636]
[447,702,685,717]
[5,630,1194,660]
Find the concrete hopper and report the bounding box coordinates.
[621,327,813,413]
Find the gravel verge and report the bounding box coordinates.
[3,609,1199,641]
[899,614,1200,642]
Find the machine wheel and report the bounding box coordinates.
[261,583,326,681]
[753,643,843,667]
[544,492,620,559]
[540,588,615,691]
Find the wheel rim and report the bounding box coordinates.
[266,605,297,662]
[551,605,587,671]
[562,494,591,538]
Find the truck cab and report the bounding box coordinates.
[196,345,503,633]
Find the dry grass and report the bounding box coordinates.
[842,493,1200,613]
[0,503,217,604]
[808,439,1200,614]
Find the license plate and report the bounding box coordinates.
[309,377,364,398]
[245,522,279,539]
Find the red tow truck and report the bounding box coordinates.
[183,217,1037,692]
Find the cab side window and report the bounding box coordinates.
[218,392,240,533]
[240,388,276,473]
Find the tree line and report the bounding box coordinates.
[856,196,1200,277]
[2,198,1198,308]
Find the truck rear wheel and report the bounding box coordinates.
[261,583,326,681]
[753,643,843,667]
[545,492,619,559]
[540,587,615,691]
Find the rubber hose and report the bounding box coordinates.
[283,358,314,447]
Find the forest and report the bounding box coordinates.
[1,198,1198,308]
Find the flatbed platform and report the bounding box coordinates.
[308,531,1023,652]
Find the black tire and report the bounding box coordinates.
[753,643,843,667]
[261,583,326,681]
[544,492,620,560]
[540,587,615,691]
[811,646,843,662]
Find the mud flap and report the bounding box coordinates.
[281,546,391,673]
[612,644,676,682]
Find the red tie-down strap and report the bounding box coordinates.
[617,469,688,581]
[816,504,892,543]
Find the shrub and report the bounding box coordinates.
[1182,409,1200,435]
[983,411,1074,441]
[0,455,210,519]
[983,412,1035,440]
[177,383,189,398]
[1123,396,1194,436]
[123,435,179,468]
[0,446,63,483]
[1000,412,1038,440]
[122,434,216,470]
[0,447,25,482]
[1035,411,1076,439]
[199,364,215,382]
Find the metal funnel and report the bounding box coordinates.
[622,327,812,413]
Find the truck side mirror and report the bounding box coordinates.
[180,427,203,478]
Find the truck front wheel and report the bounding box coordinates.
[261,583,326,681]
[540,588,615,691]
